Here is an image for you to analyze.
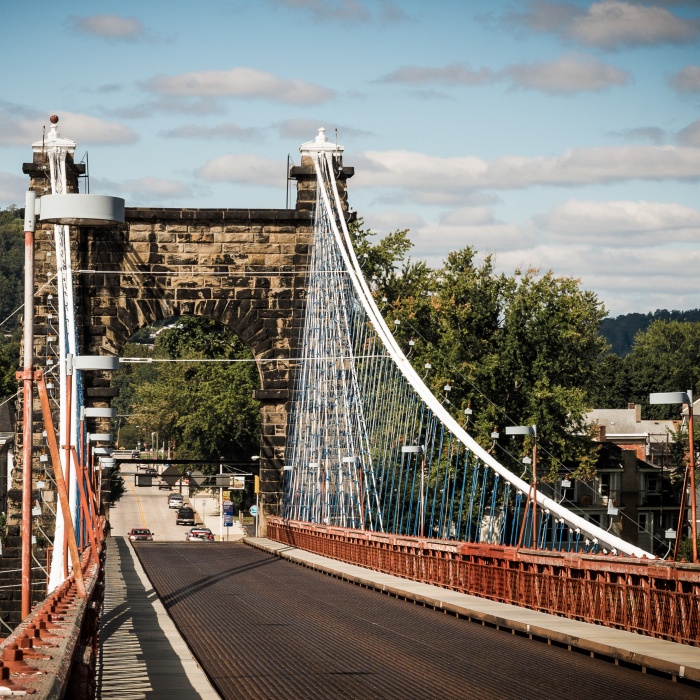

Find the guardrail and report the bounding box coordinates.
[0,549,103,698]
[268,517,700,646]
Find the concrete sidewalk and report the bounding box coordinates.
[246,537,700,686]
[96,536,221,699]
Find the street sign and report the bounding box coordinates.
[160,465,181,486]
[249,505,258,516]
[223,514,233,527]
[215,474,231,487]
[223,501,234,515]
[232,475,245,490]
[190,469,205,486]
[222,490,231,502]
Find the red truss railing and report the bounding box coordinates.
[267,517,700,646]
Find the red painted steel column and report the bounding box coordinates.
[35,370,87,599]
[689,404,697,563]
[532,440,538,550]
[20,193,36,620]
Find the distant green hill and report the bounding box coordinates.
[600,309,700,356]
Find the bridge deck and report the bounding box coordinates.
[250,537,700,685]
[129,538,697,700]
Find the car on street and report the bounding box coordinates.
[176,506,196,526]
[186,527,214,542]
[158,480,172,490]
[168,494,184,509]
[128,528,154,542]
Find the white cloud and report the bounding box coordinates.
[197,154,286,187]
[376,56,628,96]
[121,177,193,199]
[160,123,263,141]
[273,0,370,23]
[537,199,700,245]
[142,68,334,105]
[504,55,629,94]
[0,107,138,147]
[508,1,700,50]
[69,14,144,40]
[439,207,496,226]
[0,172,27,208]
[608,126,665,144]
[670,65,700,93]
[353,145,700,194]
[493,243,700,314]
[272,0,410,24]
[361,199,700,315]
[379,62,494,86]
[677,119,700,147]
[568,1,700,49]
[412,220,537,257]
[58,112,139,145]
[362,209,425,233]
[273,119,372,141]
[91,176,195,205]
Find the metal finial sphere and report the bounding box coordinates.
[49,115,59,124]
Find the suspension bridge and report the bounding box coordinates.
[0,123,698,697]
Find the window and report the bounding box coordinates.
[638,513,649,533]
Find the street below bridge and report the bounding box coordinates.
[97,463,696,699]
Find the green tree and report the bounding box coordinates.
[354,222,610,481]
[622,320,700,417]
[0,207,23,406]
[114,317,260,468]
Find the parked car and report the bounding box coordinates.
[176,506,196,526]
[168,494,184,509]
[128,528,153,542]
[186,527,214,542]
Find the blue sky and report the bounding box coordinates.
[1,0,699,316]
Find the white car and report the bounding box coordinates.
[168,495,184,509]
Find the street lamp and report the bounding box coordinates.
[219,456,225,542]
[650,391,697,562]
[506,425,538,549]
[251,455,261,536]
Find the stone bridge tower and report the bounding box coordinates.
[2,129,353,624]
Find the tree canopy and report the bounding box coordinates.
[352,222,608,480]
[112,316,260,468]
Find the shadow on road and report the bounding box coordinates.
[97,536,213,699]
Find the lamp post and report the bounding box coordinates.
[650,391,697,563]
[506,425,538,549]
[252,455,260,536]
[402,446,425,537]
[219,456,225,542]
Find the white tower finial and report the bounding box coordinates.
[300,127,343,154]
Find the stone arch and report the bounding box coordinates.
[17,147,353,542]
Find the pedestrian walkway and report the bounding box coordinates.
[247,537,700,686]
[96,536,221,699]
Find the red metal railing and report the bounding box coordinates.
[0,548,104,697]
[267,517,700,646]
